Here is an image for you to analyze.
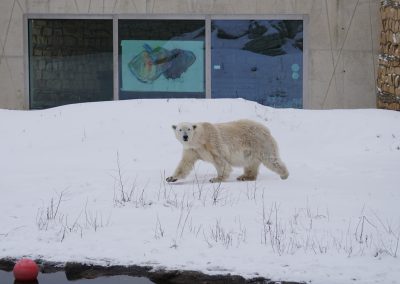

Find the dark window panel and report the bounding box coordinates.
[28,19,113,109]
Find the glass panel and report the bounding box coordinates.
[118,20,205,99]
[28,19,113,109]
[211,20,303,108]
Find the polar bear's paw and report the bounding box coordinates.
[209,177,225,183]
[166,176,178,182]
[236,175,257,181]
[209,177,221,183]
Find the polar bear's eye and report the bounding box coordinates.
[179,129,182,132]
[188,129,191,131]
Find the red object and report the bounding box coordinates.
[13,258,39,281]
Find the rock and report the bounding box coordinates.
[271,21,289,39]
[248,21,268,39]
[283,20,303,39]
[214,20,250,39]
[0,258,16,271]
[149,270,248,284]
[294,31,303,51]
[243,34,286,56]
[65,262,151,280]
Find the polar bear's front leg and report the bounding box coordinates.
[209,156,232,183]
[166,149,200,182]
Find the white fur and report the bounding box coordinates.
[166,119,289,183]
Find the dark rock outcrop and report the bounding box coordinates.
[243,34,286,56]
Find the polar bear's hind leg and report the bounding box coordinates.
[262,156,289,180]
[237,162,260,181]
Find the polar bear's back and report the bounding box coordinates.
[212,119,278,155]
[215,119,272,140]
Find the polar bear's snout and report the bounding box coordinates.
[183,134,189,141]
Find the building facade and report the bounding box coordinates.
[0,0,380,110]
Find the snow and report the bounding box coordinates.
[0,99,399,284]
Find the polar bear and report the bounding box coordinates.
[166,119,289,183]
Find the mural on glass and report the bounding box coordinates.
[211,20,303,108]
[121,40,203,93]
[119,20,205,99]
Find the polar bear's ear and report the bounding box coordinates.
[192,125,197,130]
[172,125,177,130]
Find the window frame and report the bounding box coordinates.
[24,13,308,109]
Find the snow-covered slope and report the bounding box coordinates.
[0,99,399,284]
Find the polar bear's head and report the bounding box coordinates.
[172,123,197,146]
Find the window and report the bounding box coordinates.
[28,19,113,109]
[211,19,303,108]
[118,19,205,99]
[26,16,305,109]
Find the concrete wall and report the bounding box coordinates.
[0,0,380,110]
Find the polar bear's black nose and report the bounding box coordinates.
[183,135,188,141]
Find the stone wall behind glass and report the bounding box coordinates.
[29,19,113,109]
